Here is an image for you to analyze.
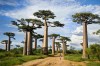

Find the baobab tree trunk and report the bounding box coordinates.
[23,32,27,55]
[7,37,10,51]
[33,38,37,50]
[27,31,32,55]
[43,19,48,55]
[5,43,7,51]
[62,41,66,56]
[82,22,88,59]
[52,37,55,55]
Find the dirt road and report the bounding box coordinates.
[16,56,86,66]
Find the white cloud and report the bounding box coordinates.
[5,24,17,28]
[0,0,19,6]
[70,24,100,49]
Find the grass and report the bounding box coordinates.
[64,54,100,66]
[64,54,85,62]
[87,61,100,66]
[0,54,47,66]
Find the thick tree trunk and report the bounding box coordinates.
[33,38,37,50]
[5,43,7,51]
[23,32,27,55]
[43,19,48,55]
[62,42,66,56]
[82,22,88,58]
[52,37,55,55]
[7,37,10,51]
[27,31,32,55]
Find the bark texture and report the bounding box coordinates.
[7,37,10,51]
[23,32,27,55]
[33,38,37,49]
[52,37,55,55]
[27,32,32,55]
[43,20,48,55]
[82,22,88,58]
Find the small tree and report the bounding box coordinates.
[49,34,60,55]
[1,40,8,51]
[33,34,43,50]
[55,42,61,53]
[58,36,71,55]
[4,32,15,51]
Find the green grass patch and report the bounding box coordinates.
[64,54,85,62]
[87,61,100,66]
[0,55,47,66]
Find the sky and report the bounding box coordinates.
[0,0,100,50]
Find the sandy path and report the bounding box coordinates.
[16,56,86,66]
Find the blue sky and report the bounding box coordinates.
[0,0,100,49]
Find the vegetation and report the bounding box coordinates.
[86,44,100,61]
[0,48,47,66]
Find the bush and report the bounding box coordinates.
[86,44,100,61]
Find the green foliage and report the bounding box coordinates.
[49,33,60,39]
[86,44,100,61]
[0,49,47,66]
[0,55,47,66]
[64,54,84,62]
[4,32,15,39]
[87,62,100,66]
[66,50,82,54]
[96,29,100,35]
[72,12,100,24]
[32,49,42,55]
[33,10,56,20]
[10,47,23,54]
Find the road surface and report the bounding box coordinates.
[16,55,86,66]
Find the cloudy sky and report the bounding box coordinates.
[0,0,100,49]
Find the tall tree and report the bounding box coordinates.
[1,40,8,51]
[72,12,100,58]
[12,18,43,55]
[3,32,15,51]
[49,34,60,55]
[58,36,71,55]
[34,10,55,55]
[34,10,64,55]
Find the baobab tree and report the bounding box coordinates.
[12,18,43,55]
[72,12,100,59]
[1,40,8,51]
[55,42,61,53]
[49,34,60,55]
[58,36,71,55]
[34,10,64,55]
[33,34,43,50]
[3,32,15,51]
